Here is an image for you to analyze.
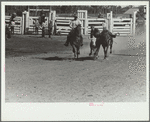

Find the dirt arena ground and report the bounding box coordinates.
[5,25,146,102]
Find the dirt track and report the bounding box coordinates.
[5,26,146,102]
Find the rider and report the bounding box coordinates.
[64,15,83,46]
[101,23,117,39]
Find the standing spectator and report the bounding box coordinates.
[11,20,15,34]
[48,20,53,38]
[5,24,11,39]
[98,12,103,18]
[54,20,57,35]
[35,19,39,35]
[41,22,46,38]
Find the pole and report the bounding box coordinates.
[133,11,137,35]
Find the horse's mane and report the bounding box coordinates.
[93,28,101,38]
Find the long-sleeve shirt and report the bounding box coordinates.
[35,20,39,28]
[11,21,15,27]
[69,19,82,29]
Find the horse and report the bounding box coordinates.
[67,24,83,59]
[92,28,119,60]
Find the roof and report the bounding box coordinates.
[124,8,139,15]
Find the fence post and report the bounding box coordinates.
[133,11,137,35]
[22,11,29,34]
[77,10,88,35]
[110,11,113,33]
[130,18,133,35]
[22,13,24,34]
[85,10,88,35]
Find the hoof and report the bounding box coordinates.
[110,51,112,54]
[103,57,108,60]
[94,55,99,60]
[89,53,92,56]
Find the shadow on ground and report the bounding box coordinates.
[33,56,95,61]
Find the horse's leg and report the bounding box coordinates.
[102,45,109,59]
[71,44,76,58]
[94,44,100,59]
[76,46,80,59]
[89,43,93,56]
[110,39,113,54]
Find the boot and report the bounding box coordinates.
[64,43,69,46]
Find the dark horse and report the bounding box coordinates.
[92,28,119,59]
[67,24,83,59]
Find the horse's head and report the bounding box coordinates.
[92,28,101,38]
[91,38,96,47]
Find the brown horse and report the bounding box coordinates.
[92,28,119,59]
[67,25,83,59]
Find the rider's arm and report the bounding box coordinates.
[69,20,73,28]
[78,20,82,26]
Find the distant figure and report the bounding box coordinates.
[11,20,15,34]
[64,15,83,46]
[48,20,53,38]
[35,19,39,35]
[54,20,57,35]
[9,12,16,24]
[41,22,46,38]
[5,24,11,39]
[98,12,103,18]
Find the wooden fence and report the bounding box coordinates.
[5,16,22,34]
[5,10,136,36]
[112,18,133,36]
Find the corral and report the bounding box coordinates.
[5,10,137,36]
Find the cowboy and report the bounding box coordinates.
[98,12,103,18]
[10,13,16,24]
[48,20,53,38]
[35,19,39,35]
[41,22,46,38]
[5,23,11,39]
[100,23,117,45]
[11,20,15,34]
[64,15,83,46]
[101,23,116,37]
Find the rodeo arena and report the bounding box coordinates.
[5,5,147,103]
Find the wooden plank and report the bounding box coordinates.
[56,20,71,22]
[56,22,70,25]
[112,29,131,31]
[88,29,103,32]
[58,30,70,33]
[112,31,130,34]
[113,22,132,24]
[60,33,68,35]
[88,22,103,24]
[56,26,71,29]
[113,18,132,21]
[88,18,105,21]
[56,17,74,20]
[113,26,131,29]
[88,26,103,29]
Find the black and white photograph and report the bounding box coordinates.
[1,1,149,121]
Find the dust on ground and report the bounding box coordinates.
[5,25,146,102]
